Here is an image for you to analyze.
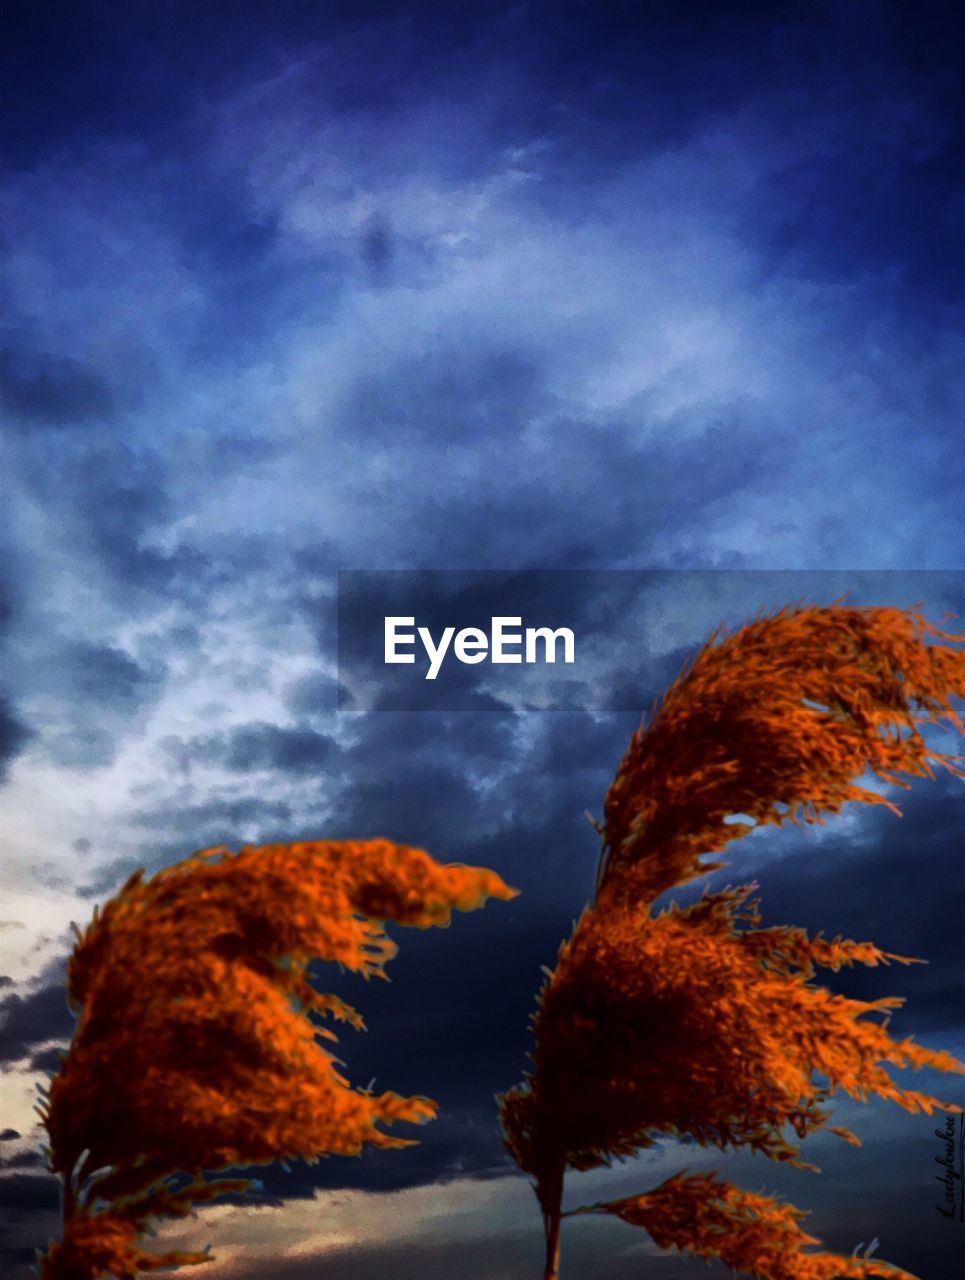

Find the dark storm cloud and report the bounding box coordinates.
[284,673,342,717]
[232,1102,518,1203]
[0,349,114,428]
[73,450,204,593]
[324,756,492,854]
[164,723,337,775]
[125,796,296,859]
[33,641,166,769]
[321,354,776,571]
[8,440,204,601]
[75,860,145,900]
[28,1047,68,1076]
[8,427,292,623]
[0,1172,60,1280]
[0,1173,59,1214]
[318,712,616,901]
[716,775,965,1038]
[0,985,74,1066]
[0,571,32,782]
[63,643,162,713]
[0,1150,44,1171]
[0,698,33,783]
[360,214,394,287]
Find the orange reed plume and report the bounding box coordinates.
[499,604,965,1280]
[39,839,516,1279]
[570,1171,914,1280]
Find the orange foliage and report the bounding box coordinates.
[599,604,965,906]
[502,886,960,1181]
[40,839,515,1279]
[579,1171,917,1279]
[500,604,965,1280]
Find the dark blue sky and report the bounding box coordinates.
[1,3,964,1278]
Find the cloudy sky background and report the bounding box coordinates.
[2,2,964,1277]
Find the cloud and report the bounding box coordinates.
[0,699,32,784]
[0,349,114,428]
[164,722,337,775]
[114,1103,965,1280]
[0,1151,44,1172]
[63,642,162,711]
[0,983,74,1065]
[715,774,965,1038]
[1,4,963,1276]
[0,1173,59,1214]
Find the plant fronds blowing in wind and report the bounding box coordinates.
[499,603,965,1280]
[38,839,515,1279]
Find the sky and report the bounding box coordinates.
[1,1,964,1277]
